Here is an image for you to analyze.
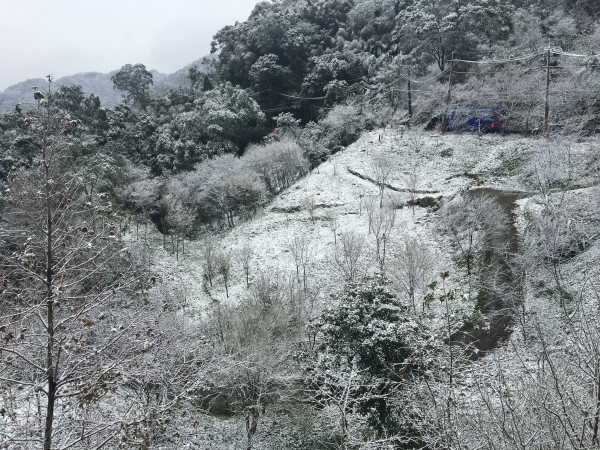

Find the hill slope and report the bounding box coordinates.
[145,129,539,311]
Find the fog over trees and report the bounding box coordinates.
[2,0,600,447]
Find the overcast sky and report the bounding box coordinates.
[0,0,261,92]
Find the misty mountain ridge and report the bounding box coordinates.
[0,56,213,112]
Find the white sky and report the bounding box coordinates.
[0,0,261,92]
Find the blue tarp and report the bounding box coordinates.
[441,107,503,132]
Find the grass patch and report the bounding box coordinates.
[208,405,232,418]
[490,149,529,178]
[440,148,454,158]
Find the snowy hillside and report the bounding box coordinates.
[142,128,596,323]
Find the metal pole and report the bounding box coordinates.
[544,49,551,137]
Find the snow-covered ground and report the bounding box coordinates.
[127,131,515,322]
[139,129,598,326]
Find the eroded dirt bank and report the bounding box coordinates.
[456,188,527,358]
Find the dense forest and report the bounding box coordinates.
[2,0,600,448]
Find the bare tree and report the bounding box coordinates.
[391,237,434,312]
[371,156,394,208]
[209,271,303,450]
[327,214,339,244]
[522,194,584,308]
[521,142,582,307]
[353,189,366,216]
[403,172,418,216]
[495,251,530,341]
[216,251,232,298]
[162,193,193,260]
[438,193,507,278]
[329,231,369,283]
[245,138,308,196]
[163,178,195,259]
[120,167,161,243]
[288,236,303,283]
[408,132,425,154]
[404,272,473,450]
[0,82,205,449]
[445,302,600,450]
[113,292,216,447]
[303,196,317,223]
[287,235,313,292]
[237,242,254,288]
[250,270,287,310]
[364,195,378,234]
[371,204,396,271]
[202,238,217,288]
[184,155,266,228]
[308,364,364,447]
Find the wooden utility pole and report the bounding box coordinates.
[442,53,454,133]
[407,68,413,126]
[359,82,364,116]
[544,48,551,137]
[446,52,454,103]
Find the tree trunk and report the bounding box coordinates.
[592,368,600,444]
[303,265,307,292]
[381,234,387,271]
[245,407,260,450]
[43,130,56,450]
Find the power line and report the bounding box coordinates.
[272,91,327,100]
[447,47,592,65]
[559,51,589,58]
[247,89,272,97]
[260,106,298,113]
[448,51,545,64]
[398,67,452,84]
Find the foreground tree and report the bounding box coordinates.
[0,83,133,448]
[308,275,422,437]
[0,82,207,449]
